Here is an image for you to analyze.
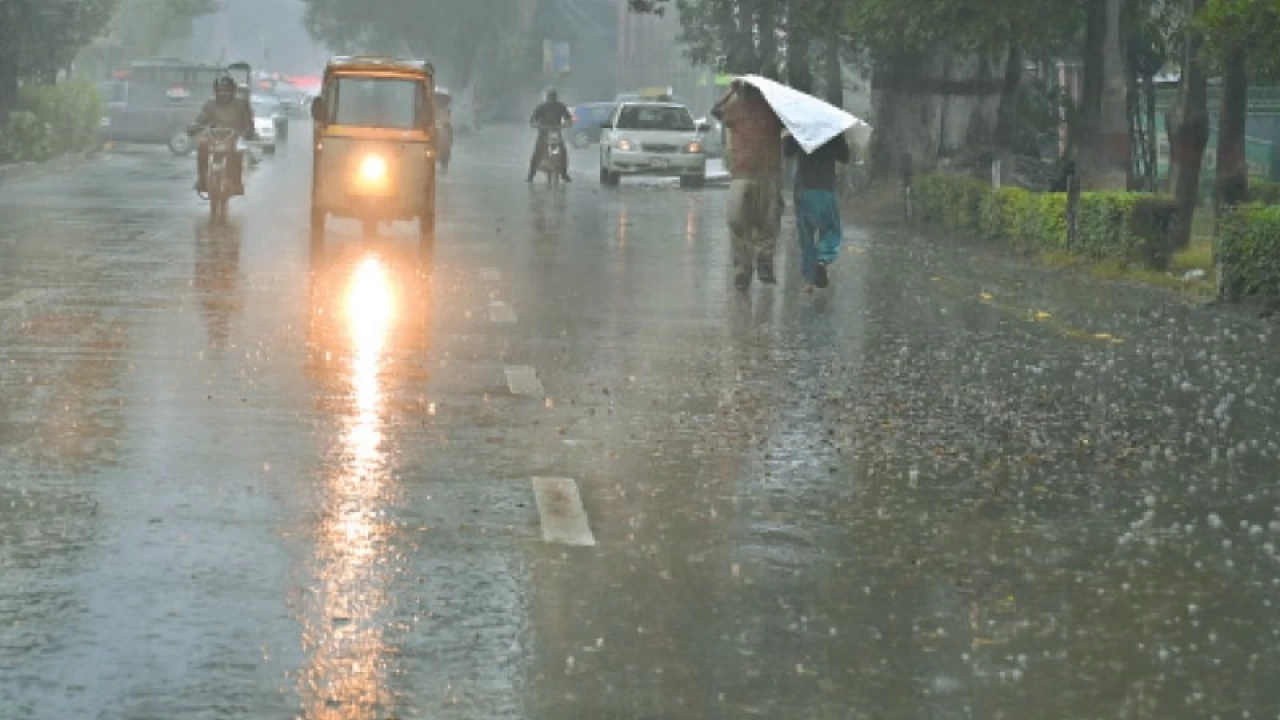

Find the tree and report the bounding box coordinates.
[0,0,119,117]
[301,0,522,93]
[846,0,1081,177]
[1199,0,1280,212]
[1168,0,1210,249]
[80,0,218,79]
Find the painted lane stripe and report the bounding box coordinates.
[504,365,544,396]
[479,267,501,282]
[0,288,48,309]
[531,477,596,547]
[488,301,517,324]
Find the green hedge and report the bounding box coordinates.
[1248,180,1280,206]
[916,174,1180,269]
[0,80,102,163]
[1218,204,1280,301]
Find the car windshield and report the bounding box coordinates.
[328,76,425,129]
[616,105,695,131]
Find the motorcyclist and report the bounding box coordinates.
[527,89,572,182]
[189,75,255,195]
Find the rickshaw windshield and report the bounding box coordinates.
[328,76,427,129]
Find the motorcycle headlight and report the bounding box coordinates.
[616,138,633,152]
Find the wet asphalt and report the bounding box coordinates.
[2,123,1279,719]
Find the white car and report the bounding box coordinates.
[599,102,710,188]
[249,95,282,154]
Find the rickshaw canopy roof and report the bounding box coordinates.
[325,56,433,78]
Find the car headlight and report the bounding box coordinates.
[684,141,702,154]
[616,138,633,152]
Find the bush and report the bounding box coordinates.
[1077,193,1137,260]
[0,80,102,163]
[915,173,1178,268]
[1217,204,1280,301]
[0,111,53,162]
[1247,180,1280,206]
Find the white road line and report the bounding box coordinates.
[479,267,501,282]
[488,301,517,324]
[0,288,48,309]
[504,365,544,396]
[531,477,596,547]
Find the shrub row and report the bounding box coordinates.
[915,174,1180,269]
[1218,204,1280,302]
[0,80,103,164]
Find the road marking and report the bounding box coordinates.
[505,365,544,396]
[488,301,517,324]
[0,288,47,309]
[479,267,501,282]
[531,477,596,547]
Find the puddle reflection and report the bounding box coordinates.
[193,219,243,349]
[298,242,428,719]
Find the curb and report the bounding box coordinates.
[0,148,103,186]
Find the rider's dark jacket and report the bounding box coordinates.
[194,98,254,137]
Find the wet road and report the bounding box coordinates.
[2,125,1279,719]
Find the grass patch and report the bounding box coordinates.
[1173,234,1214,273]
[1037,245,1216,296]
[1040,251,1083,269]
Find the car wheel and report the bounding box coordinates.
[168,130,194,156]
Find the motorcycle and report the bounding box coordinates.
[197,127,246,221]
[537,124,567,187]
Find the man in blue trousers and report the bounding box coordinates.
[784,131,850,290]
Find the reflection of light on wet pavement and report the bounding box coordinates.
[299,253,396,719]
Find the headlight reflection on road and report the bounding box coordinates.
[299,253,398,718]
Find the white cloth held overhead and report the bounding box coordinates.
[734,74,869,154]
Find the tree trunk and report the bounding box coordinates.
[0,59,17,122]
[1080,0,1130,190]
[1070,0,1107,167]
[1079,0,1107,124]
[728,0,757,73]
[786,9,813,93]
[756,2,778,78]
[1214,46,1249,214]
[868,47,1005,179]
[992,43,1023,153]
[1169,0,1209,250]
[823,23,842,108]
[1145,73,1157,191]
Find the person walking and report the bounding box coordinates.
[712,80,784,291]
[785,131,850,290]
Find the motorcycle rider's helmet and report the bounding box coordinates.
[213,75,236,95]
[546,89,558,103]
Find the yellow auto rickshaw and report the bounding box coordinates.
[309,56,437,247]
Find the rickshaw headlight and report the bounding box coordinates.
[359,155,387,182]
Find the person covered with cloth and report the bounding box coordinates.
[784,130,850,290]
[712,79,784,291]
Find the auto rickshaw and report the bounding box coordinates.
[309,56,438,248]
[434,86,453,171]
